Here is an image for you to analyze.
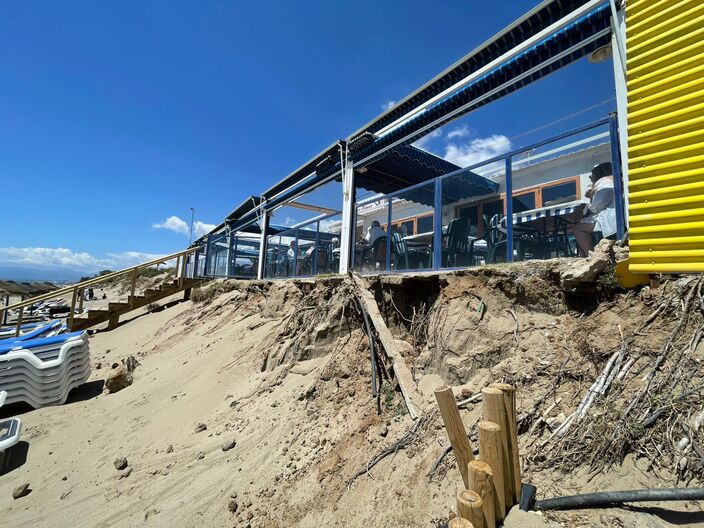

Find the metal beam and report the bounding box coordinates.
[257,209,270,280]
[287,201,339,215]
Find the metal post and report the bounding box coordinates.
[505,157,514,263]
[225,233,233,277]
[313,221,320,275]
[232,237,238,278]
[611,8,630,226]
[609,113,627,240]
[257,209,270,280]
[339,142,355,274]
[386,199,392,272]
[203,235,212,277]
[433,177,443,269]
[292,228,299,277]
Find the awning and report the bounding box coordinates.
[355,145,498,207]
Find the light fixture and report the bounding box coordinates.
[348,131,376,152]
[589,44,612,64]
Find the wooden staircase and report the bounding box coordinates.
[1,247,202,337]
[71,277,201,331]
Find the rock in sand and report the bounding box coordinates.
[105,364,133,393]
[12,483,31,499]
[114,457,128,470]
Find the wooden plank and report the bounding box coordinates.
[482,387,514,508]
[478,421,506,521]
[492,382,521,504]
[435,386,475,487]
[352,274,419,419]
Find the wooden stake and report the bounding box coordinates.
[478,420,506,521]
[457,489,484,528]
[448,518,474,528]
[491,383,521,504]
[468,460,496,528]
[435,386,475,488]
[481,387,514,507]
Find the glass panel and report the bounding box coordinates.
[441,168,503,268]
[316,214,341,275]
[512,192,536,213]
[232,236,259,278]
[295,222,318,277]
[417,214,433,234]
[542,180,577,206]
[390,183,434,271]
[265,235,283,278]
[354,198,389,274]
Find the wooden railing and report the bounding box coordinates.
[0,247,199,337]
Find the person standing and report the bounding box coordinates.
[573,162,617,257]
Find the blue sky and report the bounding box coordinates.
[0,0,616,279]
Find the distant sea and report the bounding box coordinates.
[0,266,86,283]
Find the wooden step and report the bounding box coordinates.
[86,309,110,319]
[108,302,129,311]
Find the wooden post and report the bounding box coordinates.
[481,387,514,507]
[78,288,84,312]
[180,252,188,285]
[435,386,474,487]
[478,420,506,521]
[130,269,137,308]
[492,383,521,503]
[448,518,474,528]
[468,460,496,528]
[68,288,77,330]
[457,490,484,528]
[15,306,24,337]
[174,256,180,282]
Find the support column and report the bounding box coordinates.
[225,230,233,278]
[257,206,270,280]
[339,142,355,275]
[611,7,629,227]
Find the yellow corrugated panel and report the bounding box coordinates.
[627,0,704,274]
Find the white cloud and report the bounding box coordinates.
[153,215,216,238]
[446,126,471,140]
[281,216,297,227]
[381,100,396,111]
[0,247,169,272]
[443,134,512,173]
[412,129,443,150]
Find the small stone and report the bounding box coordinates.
[166,444,173,453]
[111,362,119,369]
[221,439,237,452]
[61,476,68,481]
[95,362,102,370]
[379,425,389,438]
[114,457,128,470]
[227,499,238,513]
[229,400,239,408]
[195,423,207,433]
[196,451,205,460]
[12,483,31,499]
[117,467,132,479]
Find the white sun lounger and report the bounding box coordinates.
[0,332,91,408]
[0,391,22,453]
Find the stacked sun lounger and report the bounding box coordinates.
[0,391,22,455]
[0,320,67,341]
[0,331,91,408]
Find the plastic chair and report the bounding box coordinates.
[444,217,470,267]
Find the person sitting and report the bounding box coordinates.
[573,162,617,257]
[364,220,386,247]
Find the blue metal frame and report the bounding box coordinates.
[385,199,392,272]
[313,221,320,275]
[505,157,514,263]
[433,178,443,270]
[608,112,626,240]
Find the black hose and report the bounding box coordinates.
[535,488,704,511]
